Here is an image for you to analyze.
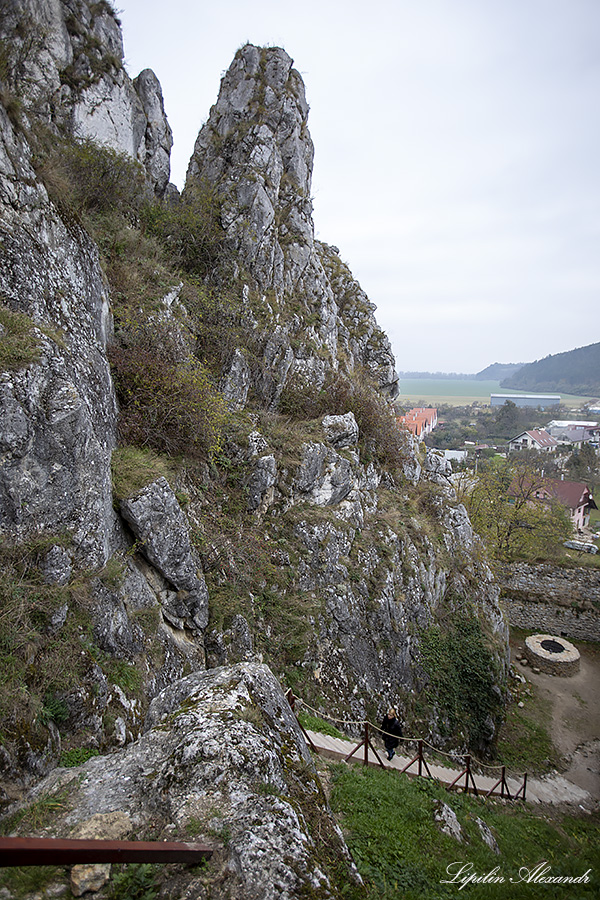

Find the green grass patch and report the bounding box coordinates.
[59,746,100,767]
[297,709,345,739]
[495,688,562,774]
[111,446,175,500]
[0,787,71,836]
[0,305,42,370]
[330,763,600,899]
[0,303,63,372]
[0,865,66,899]
[110,863,159,900]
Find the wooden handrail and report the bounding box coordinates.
[399,740,432,779]
[284,689,528,803]
[0,836,213,866]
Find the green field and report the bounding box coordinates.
[397,379,594,408]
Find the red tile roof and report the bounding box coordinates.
[510,429,558,449]
[542,479,597,511]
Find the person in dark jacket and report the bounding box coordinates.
[381,707,403,760]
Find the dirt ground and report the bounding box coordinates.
[510,631,600,799]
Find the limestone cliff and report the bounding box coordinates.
[2,664,362,898]
[0,0,173,195]
[187,44,399,403]
[0,9,508,880]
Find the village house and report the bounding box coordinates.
[507,429,558,454]
[544,420,599,448]
[533,479,598,533]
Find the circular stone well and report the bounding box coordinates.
[524,634,580,676]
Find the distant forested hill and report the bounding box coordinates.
[475,362,525,381]
[500,342,600,395]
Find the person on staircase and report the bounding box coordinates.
[381,707,403,761]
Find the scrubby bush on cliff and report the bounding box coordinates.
[141,183,229,281]
[279,369,410,472]
[109,321,227,459]
[416,610,503,750]
[36,137,145,221]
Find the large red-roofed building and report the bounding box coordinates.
[397,407,438,439]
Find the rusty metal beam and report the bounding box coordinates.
[0,836,213,867]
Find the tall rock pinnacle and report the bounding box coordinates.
[187,44,399,399]
[186,44,314,295]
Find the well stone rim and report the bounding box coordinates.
[524,633,580,676]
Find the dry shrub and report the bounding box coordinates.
[36,137,146,221]
[141,182,229,281]
[279,369,409,471]
[109,322,228,460]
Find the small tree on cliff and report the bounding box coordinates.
[456,459,572,561]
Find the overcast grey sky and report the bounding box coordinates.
[117,0,600,374]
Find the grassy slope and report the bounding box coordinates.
[329,762,599,899]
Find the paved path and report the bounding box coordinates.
[306,730,593,806]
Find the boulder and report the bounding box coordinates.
[3,663,360,900]
[322,412,359,448]
[120,478,208,631]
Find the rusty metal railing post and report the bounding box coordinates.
[285,688,317,752]
[400,740,432,779]
[485,765,512,800]
[447,754,477,796]
[364,722,369,766]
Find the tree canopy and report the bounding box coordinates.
[456,459,573,561]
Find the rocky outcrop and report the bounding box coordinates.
[322,412,359,449]
[2,663,360,899]
[204,421,508,731]
[0,0,173,195]
[0,98,116,565]
[186,44,398,403]
[0,38,194,784]
[120,477,209,632]
[0,4,508,822]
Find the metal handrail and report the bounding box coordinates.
[0,836,213,866]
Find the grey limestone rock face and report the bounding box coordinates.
[0,0,172,195]
[221,347,251,410]
[0,102,117,566]
[294,442,354,507]
[424,448,453,485]
[4,663,359,899]
[132,68,173,195]
[119,478,209,631]
[246,454,278,512]
[186,44,399,402]
[187,44,314,296]
[322,412,359,448]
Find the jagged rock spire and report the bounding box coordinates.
[187,44,399,400]
[0,0,173,195]
[187,44,314,295]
